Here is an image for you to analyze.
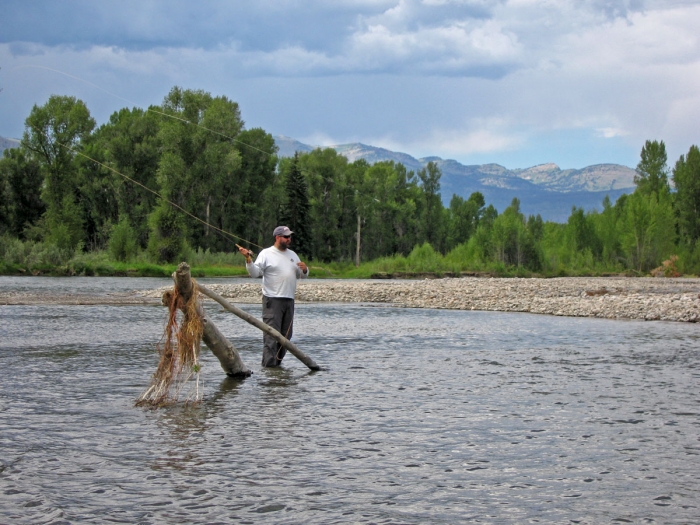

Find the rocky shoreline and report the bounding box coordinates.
[171,276,700,323]
[3,277,699,323]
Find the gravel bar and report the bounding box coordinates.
[4,277,698,322]
[148,276,700,323]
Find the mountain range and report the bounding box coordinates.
[275,136,637,222]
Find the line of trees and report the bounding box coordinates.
[1,87,699,275]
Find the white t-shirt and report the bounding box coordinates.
[246,246,308,298]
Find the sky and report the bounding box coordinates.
[1,0,699,170]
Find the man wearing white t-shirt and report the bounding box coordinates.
[238,226,308,367]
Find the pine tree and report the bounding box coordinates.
[280,153,312,258]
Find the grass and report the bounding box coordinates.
[0,252,624,279]
[0,236,692,278]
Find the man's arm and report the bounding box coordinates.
[238,245,263,278]
[297,261,308,279]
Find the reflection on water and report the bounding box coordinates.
[0,278,699,524]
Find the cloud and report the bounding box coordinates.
[344,18,521,76]
[1,0,699,169]
[596,127,629,139]
[404,120,524,158]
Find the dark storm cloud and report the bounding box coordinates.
[0,0,391,53]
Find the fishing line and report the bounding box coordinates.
[12,64,339,262]
[10,65,135,106]
[13,65,280,250]
[12,65,277,157]
[58,142,264,250]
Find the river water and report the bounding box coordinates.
[1,277,698,524]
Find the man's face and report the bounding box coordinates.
[276,234,292,249]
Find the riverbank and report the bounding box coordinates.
[2,276,698,322]
[200,277,700,323]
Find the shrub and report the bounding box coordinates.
[108,218,138,262]
[0,235,32,265]
[147,204,188,263]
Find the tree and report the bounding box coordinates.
[635,140,669,197]
[232,128,278,248]
[108,215,138,262]
[594,195,623,266]
[0,148,45,237]
[620,190,675,272]
[83,107,162,249]
[299,147,353,262]
[566,206,601,257]
[446,191,485,249]
[22,95,95,209]
[156,87,244,253]
[417,161,444,250]
[490,198,540,269]
[21,95,95,249]
[527,213,544,242]
[672,145,700,246]
[279,153,312,258]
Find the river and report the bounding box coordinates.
[0,277,698,524]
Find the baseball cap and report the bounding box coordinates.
[273,226,294,237]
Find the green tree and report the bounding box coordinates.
[156,87,244,253]
[672,145,700,246]
[446,191,485,250]
[279,153,312,258]
[21,95,95,249]
[232,128,279,248]
[490,198,540,269]
[21,95,96,208]
[348,160,421,263]
[527,213,544,242]
[594,195,623,266]
[417,161,445,250]
[620,190,675,272]
[635,140,669,196]
[0,149,45,237]
[44,195,85,251]
[83,107,162,249]
[299,148,353,262]
[566,206,601,258]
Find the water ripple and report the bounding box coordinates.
[0,283,698,523]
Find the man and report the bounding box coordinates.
[238,226,309,367]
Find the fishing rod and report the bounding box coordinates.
[57,143,264,251]
[13,65,337,266]
[13,65,283,252]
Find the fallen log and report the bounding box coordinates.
[169,263,252,378]
[196,283,322,372]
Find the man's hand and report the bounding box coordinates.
[297,261,308,274]
[236,244,253,263]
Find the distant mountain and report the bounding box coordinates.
[273,136,637,222]
[274,136,315,157]
[0,137,20,156]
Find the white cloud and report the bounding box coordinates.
[367,118,524,158]
[596,127,629,139]
[299,131,339,147]
[345,19,521,74]
[1,0,699,168]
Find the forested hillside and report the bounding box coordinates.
[1,88,699,276]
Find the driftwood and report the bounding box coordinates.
[196,284,322,372]
[167,263,252,378]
